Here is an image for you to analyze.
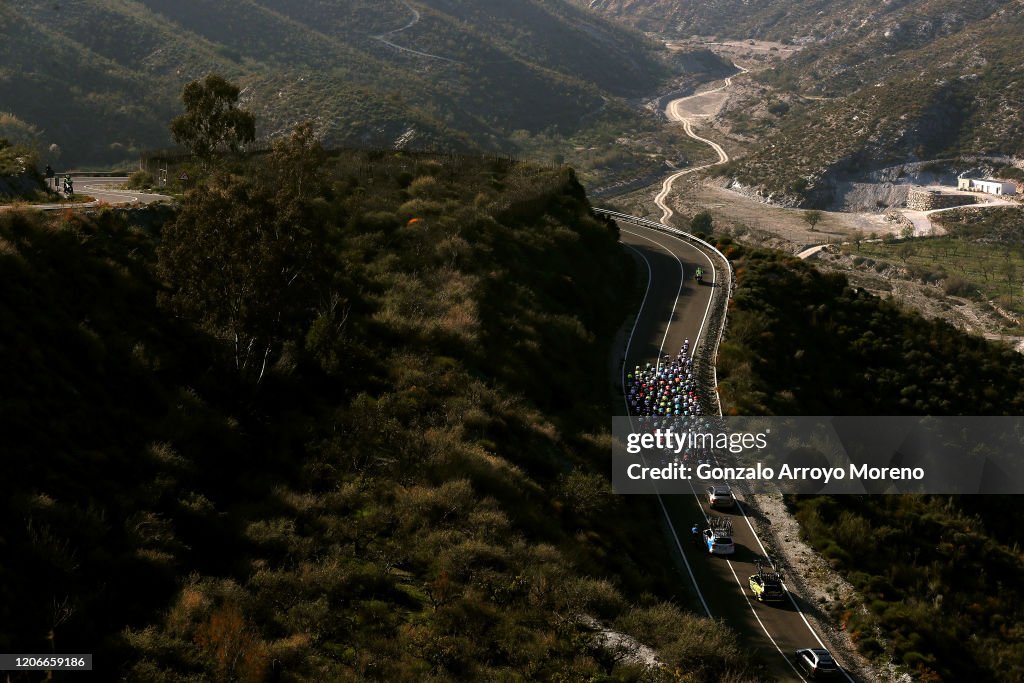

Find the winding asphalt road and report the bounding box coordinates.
[15,176,170,211]
[615,216,856,682]
[606,57,858,680]
[373,0,462,64]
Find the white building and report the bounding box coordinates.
[957,175,1017,196]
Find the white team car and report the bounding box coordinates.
[706,484,736,509]
[794,648,841,678]
[703,527,735,555]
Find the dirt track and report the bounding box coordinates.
[654,64,747,223]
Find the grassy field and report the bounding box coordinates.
[845,236,1024,315]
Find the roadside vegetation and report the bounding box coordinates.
[0,153,763,682]
[716,241,1024,680]
[0,75,766,680]
[0,140,50,204]
[0,141,31,177]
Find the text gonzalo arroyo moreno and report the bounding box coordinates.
[624,427,924,483]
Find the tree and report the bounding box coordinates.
[979,254,992,282]
[789,177,809,196]
[690,210,714,234]
[898,243,915,264]
[802,210,822,231]
[195,602,269,683]
[1001,260,1017,306]
[157,172,325,382]
[267,122,327,202]
[170,74,255,163]
[852,229,865,252]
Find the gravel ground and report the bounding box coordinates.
[579,615,663,670]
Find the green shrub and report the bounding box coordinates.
[127,170,156,189]
[942,275,978,297]
[690,210,713,234]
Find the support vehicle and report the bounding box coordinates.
[706,484,736,509]
[749,557,785,602]
[794,648,840,678]
[703,516,735,555]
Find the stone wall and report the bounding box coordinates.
[906,187,976,211]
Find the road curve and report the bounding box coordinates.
[619,225,717,379]
[605,210,855,682]
[655,64,748,224]
[374,0,463,64]
[6,176,171,212]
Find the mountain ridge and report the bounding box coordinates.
[2,0,688,165]
[584,0,1024,204]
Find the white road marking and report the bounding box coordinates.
[621,235,714,618]
[82,184,141,204]
[617,215,851,681]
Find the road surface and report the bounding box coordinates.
[11,176,171,211]
[655,64,747,224]
[374,0,462,64]
[901,197,1016,236]
[615,215,856,682]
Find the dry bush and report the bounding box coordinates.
[195,602,270,683]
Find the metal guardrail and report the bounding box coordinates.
[48,172,131,178]
[594,207,734,418]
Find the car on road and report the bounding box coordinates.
[749,571,785,602]
[706,484,736,509]
[703,528,735,555]
[794,648,840,678]
[703,519,735,555]
[750,557,785,602]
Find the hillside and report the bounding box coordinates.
[0,0,698,170]
[0,148,763,681]
[730,2,1024,204]
[715,241,1024,680]
[581,0,1007,50]
[587,0,1024,205]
